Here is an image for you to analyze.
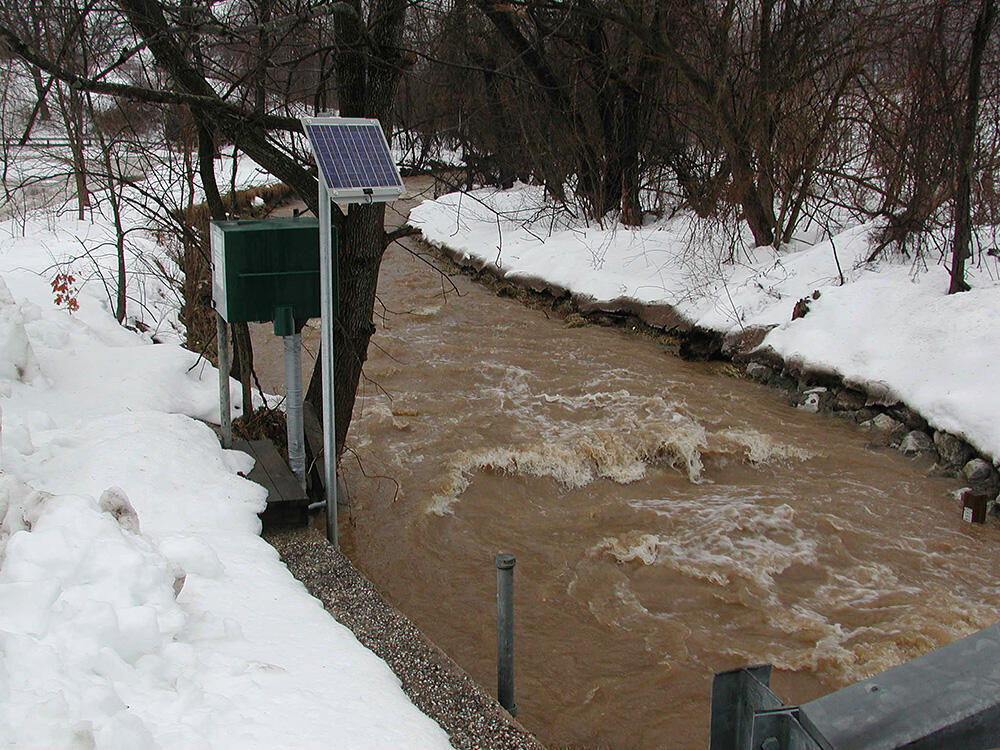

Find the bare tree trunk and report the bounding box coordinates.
[619,83,644,227]
[306,203,386,452]
[253,0,272,117]
[305,0,409,460]
[3,0,410,461]
[86,93,128,322]
[741,188,778,247]
[231,322,255,417]
[113,0,323,214]
[477,60,517,189]
[619,27,661,228]
[54,83,90,219]
[731,151,777,247]
[197,122,226,219]
[473,0,607,220]
[950,0,995,294]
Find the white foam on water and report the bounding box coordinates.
[711,428,816,463]
[410,303,443,317]
[592,532,660,565]
[362,401,414,431]
[425,415,709,515]
[480,364,534,406]
[587,501,1000,685]
[632,494,818,596]
[424,387,815,515]
[603,492,1000,683]
[361,348,1000,703]
[762,541,999,679]
[740,582,1000,684]
[811,562,920,609]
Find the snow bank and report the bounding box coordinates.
[411,184,1000,460]
[1,143,279,215]
[0,212,452,748]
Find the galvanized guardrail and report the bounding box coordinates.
[710,622,1000,749]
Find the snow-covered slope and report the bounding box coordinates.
[0,211,452,748]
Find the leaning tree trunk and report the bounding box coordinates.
[304,0,410,460]
[305,203,386,455]
[730,147,778,247]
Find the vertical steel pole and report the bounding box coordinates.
[496,552,516,716]
[319,179,338,547]
[283,333,306,489]
[216,312,232,449]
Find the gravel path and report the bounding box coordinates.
[264,526,545,750]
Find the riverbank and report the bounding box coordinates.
[0,200,468,747]
[409,182,1000,520]
[237,179,546,749]
[265,526,542,750]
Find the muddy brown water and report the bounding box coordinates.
[252,183,1000,749]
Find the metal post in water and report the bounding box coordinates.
[496,552,516,716]
[319,178,338,547]
[283,332,306,489]
[216,312,232,449]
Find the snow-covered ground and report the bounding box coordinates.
[410,183,1000,463]
[1,141,279,223]
[0,211,452,745]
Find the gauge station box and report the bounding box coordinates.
[210,218,327,335]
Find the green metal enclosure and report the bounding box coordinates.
[210,218,323,334]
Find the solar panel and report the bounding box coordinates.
[300,116,405,203]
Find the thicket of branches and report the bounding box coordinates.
[0,0,414,458]
[400,0,999,284]
[0,0,997,459]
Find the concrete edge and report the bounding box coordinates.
[263,526,545,750]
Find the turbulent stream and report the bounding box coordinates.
[253,186,1000,749]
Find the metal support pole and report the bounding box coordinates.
[283,333,306,489]
[496,552,516,716]
[216,312,232,449]
[319,179,338,547]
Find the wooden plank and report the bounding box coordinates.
[248,438,306,502]
[231,438,308,527]
[233,439,273,496]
